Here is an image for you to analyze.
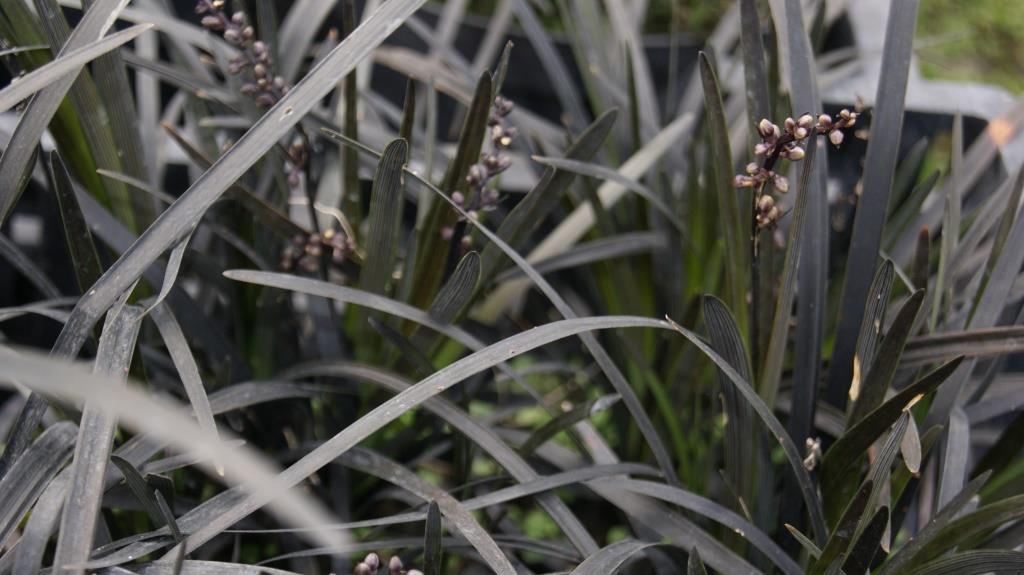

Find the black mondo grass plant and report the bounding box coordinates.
[0,0,1023,573]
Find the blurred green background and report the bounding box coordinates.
[466,0,1024,94]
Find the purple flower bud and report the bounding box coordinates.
[241,82,258,95]
[201,15,223,30]
[253,63,267,78]
[255,94,276,108]
[452,191,465,205]
[746,162,759,175]
[487,154,512,175]
[242,26,254,40]
[354,563,372,575]
[798,114,814,129]
[773,174,789,193]
[732,175,755,188]
[364,553,381,571]
[494,96,514,116]
[758,194,774,211]
[497,134,514,148]
[754,143,770,156]
[388,555,403,574]
[253,40,267,54]
[794,127,809,140]
[829,130,844,146]
[223,28,241,44]
[466,164,487,187]
[839,109,852,120]
[817,114,832,128]
[758,118,774,138]
[787,145,805,160]
[784,117,796,132]
[231,11,245,24]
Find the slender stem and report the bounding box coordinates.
[751,184,763,379]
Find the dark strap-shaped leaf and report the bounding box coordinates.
[688,547,709,575]
[568,539,658,575]
[811,481,873,574]
[842,506,889,575]
[825,0,921,409]
[422,501,442,575]
[822,357,963,487]
[427,251,480,324]
[853,261,896,390]
[903,549,1024,575]
[409,72,492,309]
[0,421,77,543]
[699,52,748,334]
[703,296,756,510]
[360,139,409,295]
[49,151,104,293]
[848,289,926,426]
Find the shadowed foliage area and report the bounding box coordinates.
[0,0,1023,573]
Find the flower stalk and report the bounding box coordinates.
[736,110,858,369]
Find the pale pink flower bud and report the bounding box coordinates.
[773,174,789,193]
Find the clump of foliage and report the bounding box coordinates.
[0,0,1023,574]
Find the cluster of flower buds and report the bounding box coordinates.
[734,109,859,229]
[750,109,858,160]
[755,194,782,231]
[280,229,354,272]
[816,109,858,146]
[352,552,422,575]
[441,96,517,245]
[196,1,289,108]
[734,161,790,196]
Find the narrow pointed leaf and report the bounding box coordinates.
[0,24,152,114]
[849,289,926,426]
[422,501,442,575]
[49,151,103,293]
[699,52,747,332]
[688,547,709,575]
[842,506,889,575]
[937,407,970,508]
[0,421,77,543]
[360,139,409,295]
[827,0,922,409]
[53,303,143,575]
[822,357,963,492]
[569,539,657,575]
[427,251,480,323]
